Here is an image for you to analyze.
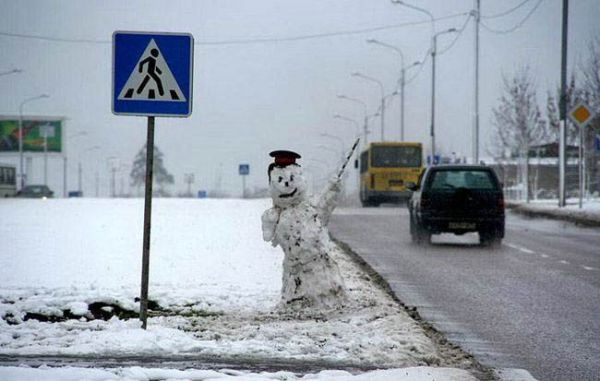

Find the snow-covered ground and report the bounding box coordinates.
[0,198,482,380]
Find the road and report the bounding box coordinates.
[330,207,600,381]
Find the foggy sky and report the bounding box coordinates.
[0,0,598,197]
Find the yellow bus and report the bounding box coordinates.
[358,142,423,206]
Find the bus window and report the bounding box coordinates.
[371,146,421,168]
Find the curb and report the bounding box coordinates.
[506,202,600,227]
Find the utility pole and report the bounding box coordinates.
[473,0,480,164]
[559,0,569,207]
[431,35,437,161]
[184,173,194,197]
[352,72,385,141]
[430,29,456,164]
[78,162,83,193]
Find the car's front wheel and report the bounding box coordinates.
[410,215,430,245]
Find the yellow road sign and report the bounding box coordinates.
[568,103,594,127]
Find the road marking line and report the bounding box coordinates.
[540,254,549,258]
[582,265,597,271]
[559,260,570,265]
[519,247,535,254]
[505,242,536,254]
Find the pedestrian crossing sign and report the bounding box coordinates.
[112,31,193,117]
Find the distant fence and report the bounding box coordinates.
[491,160,599,201]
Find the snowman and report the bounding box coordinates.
[262,150,348,311]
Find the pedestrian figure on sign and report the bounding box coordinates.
[137,48,164,96]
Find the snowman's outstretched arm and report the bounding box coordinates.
[315,138,360,225]
[261,207,281,246]
[314,176,343,225]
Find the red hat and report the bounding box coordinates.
[269,150,301,166]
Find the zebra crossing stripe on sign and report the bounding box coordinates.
[118,39,186,102]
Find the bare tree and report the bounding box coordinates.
[491,66,545,201]
[130,144,174,197]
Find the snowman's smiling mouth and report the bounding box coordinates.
[279,188,298,198]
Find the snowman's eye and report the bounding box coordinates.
[278,176,283,183]
[290,175,294,181]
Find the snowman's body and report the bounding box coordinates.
[262,164,347,310]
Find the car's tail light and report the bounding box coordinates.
[498,196,505,210]
[370,174,375,189]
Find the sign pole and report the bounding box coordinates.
[568,103,595,210]
[140,116,155,330]
[242,175,246,198]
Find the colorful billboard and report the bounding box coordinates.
[0,118,63,153]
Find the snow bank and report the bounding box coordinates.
[0,198,479,379]
[508,198,600,226]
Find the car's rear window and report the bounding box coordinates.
[428,170,497,190]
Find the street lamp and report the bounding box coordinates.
[0,68,22,77]
[106,156,119,198]
[320,133,345,155]
[18,94,49,189]
[63,131,88,197]
[351,72,385,141]
[391,1,436,37]
[337,95,369,144]
[430,28,457,163]
[333,114,360,137]
[81,145,101,195]
[366,38,421,141]
[366,111,380,139]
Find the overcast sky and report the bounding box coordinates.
[1,0,598,197]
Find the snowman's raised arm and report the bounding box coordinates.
[313,138,359,225]
[314,175,343,225]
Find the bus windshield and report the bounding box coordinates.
[371,146,422,168]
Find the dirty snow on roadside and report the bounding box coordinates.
[0,198,480,380]
[509,198,600,224]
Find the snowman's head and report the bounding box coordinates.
[268,164,307,207]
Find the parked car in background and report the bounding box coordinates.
[408,165,505,247]
[16,185,54,198]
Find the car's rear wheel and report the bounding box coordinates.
[479,229,502,248]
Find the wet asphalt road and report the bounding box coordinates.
[330,207,600,381]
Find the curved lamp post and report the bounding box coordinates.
[333,114,360,137]
[337,95,370,145]
[366,39,421,141]
[430,28,457,163]
[351,72,385,141]
[0,69,22,77]
[19,94,49,189]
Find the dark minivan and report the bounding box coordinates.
[408,165,505,247]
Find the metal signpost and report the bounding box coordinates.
[239,164,249,198]
[568,103,595,209]
[112,31,194,329]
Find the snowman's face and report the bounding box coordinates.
[269,165,307,207]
